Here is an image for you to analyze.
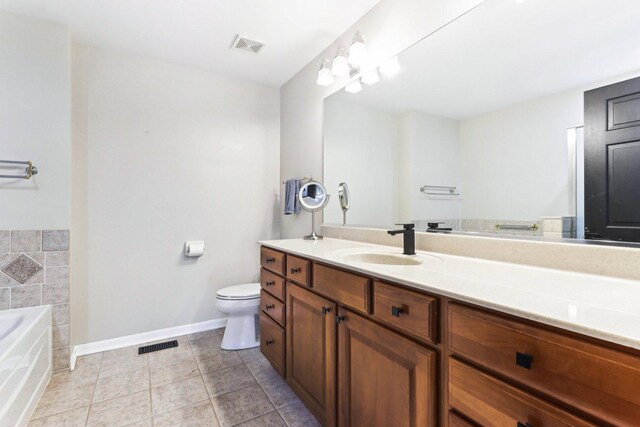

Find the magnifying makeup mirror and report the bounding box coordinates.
[338,182,350,225]
[299,181,330,240]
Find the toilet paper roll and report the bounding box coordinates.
[184,241,205,257]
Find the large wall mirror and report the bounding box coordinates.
[323,0,640,244]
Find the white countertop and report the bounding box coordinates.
[259,238,640,350]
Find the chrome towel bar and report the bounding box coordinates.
[0,160,39,179]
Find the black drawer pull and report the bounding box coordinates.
[391,306,404,317]
[265,339,274,345]
[321,306,332,315]
[265,281,275,287]
[265,304,275,310]
[265,257,276,263]
[290,267,302,274]
[516,352,533,370]
[335,315,346,324]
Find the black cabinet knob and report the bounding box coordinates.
[265,304,275,310]
[265,257,275,263]
[516,352,533,370]
[391,306,404,317]
[335,315,346,324]
[265,339,274,345]
[321,306,332,315]
[265,281,275,287]
[290,267,302,274]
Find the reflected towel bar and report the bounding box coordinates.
[496,223,539,231]
[0,160,39,179]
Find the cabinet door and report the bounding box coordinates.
[338,308,437,427]
[286,284,336,426]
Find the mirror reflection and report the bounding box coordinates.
[323,0,640,243]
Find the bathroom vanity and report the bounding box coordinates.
[258,239,640,427]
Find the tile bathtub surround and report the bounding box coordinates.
[0,229,71,372]
[29,329,319,427]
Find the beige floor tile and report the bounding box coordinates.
[187,328,224,342]
[150,353,200,387]
[147,336,193,367]
[28,406,89,427]
[202,364,256,397]
[259,376,301,409]
[151,375,209,416]
[278,402,320,427]
[189,334,224,356]
[123,419,152,427]
[236,411,286,427]
[211,384,274,427]
[99,352,148,378]
[31,382,94,420]
[245,357,281,384]
[102,344,143,361]
[87,390,151,427]
[195,350,243,374]
[93,367,150,403]
[153,400,219,427]
[237,346,264,364]
[48,354,102,390]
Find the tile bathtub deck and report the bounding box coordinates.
[29,329,320,427]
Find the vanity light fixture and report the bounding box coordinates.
[345,79,362,93]
[332,48,350,76]
[379,56,400,76]
[348,31,367,67]
[361,68,380,85]
[317,59,334,86]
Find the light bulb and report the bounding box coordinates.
[316,59,334,86]
[379,56,400,76]
[345,79,362,93]
[361,69,379,85]
[348,32,367,67]
[332,48,350,77]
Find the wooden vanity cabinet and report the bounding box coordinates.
[337,307,437,427]
[261,245,640,427]
[286,283,336,426]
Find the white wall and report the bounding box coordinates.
[399,111,460,223]
[71,45,280,344]
[323,97,397,226]
[0,10,70,229]
[459,88,582,220]
[280,0,485,238]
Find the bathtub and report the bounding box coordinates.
[0,306,51,427]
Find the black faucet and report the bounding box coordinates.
[387,223,416,255]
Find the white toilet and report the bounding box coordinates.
[216,283,261,350]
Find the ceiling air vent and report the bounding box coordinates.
[231,35,265,54]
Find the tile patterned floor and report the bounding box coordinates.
[29,329,320,427]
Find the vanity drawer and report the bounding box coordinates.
[260,268,286,301]
[448,303,640,425]
[286,255,310,286]
[313,264,371,314]
[449,358,595,427]
[373,281,437,344]
[260,246,286,276]
[260,313,285,378]
[448,411,475,427]
[261,290,285,327]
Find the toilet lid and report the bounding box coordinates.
[217,283,261,300]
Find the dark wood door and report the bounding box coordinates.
[337,308,437,427]
[286,283,336,426]
[585,76,640,242]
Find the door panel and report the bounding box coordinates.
[584,77,640,242]
[338,308,436,427]
[286,283,336,426]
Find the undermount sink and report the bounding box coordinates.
[333,248,442,266]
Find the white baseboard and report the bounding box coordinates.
[70,317,227,370]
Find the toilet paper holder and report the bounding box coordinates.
[184,241,206,257]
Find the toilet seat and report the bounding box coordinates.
[216,283,260,300]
